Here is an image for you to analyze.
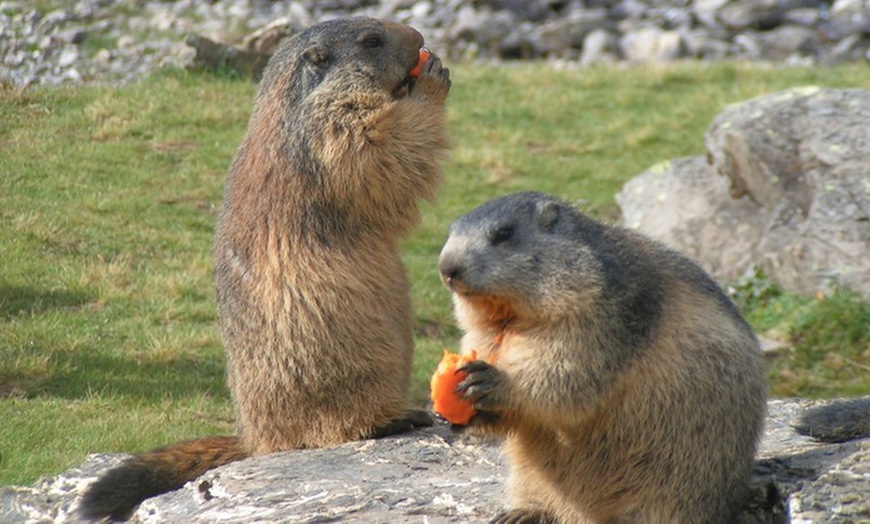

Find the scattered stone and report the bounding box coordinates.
[620,26,689,62]
[580,28,621,66]
[533,9,613,55]
[56,46,79,68]
[756,25,821,60]
[2,0,870,87]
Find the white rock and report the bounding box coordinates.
[57,45,79,68]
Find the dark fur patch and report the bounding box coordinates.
[795,397,870,443]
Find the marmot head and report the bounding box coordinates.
[261,18,424,111]
[439,192,607,325]
[232,18,441,237]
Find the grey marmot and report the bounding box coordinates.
[438,192,767,523]
[795,396,870,443]
[80,17,450,521]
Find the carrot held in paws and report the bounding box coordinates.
[430,350,478,425]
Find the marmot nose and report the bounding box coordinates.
[438,258,464,287]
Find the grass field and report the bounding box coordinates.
[2,61,869,486]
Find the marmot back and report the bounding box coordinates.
[439,192,767,523]
[80,18,450,521]
[796,397,870,443]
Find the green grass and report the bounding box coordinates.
[2,62,869,486]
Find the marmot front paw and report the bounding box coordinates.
[456,360,508,412]
[411,51,450,99]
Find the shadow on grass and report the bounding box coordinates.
[0,283,229,402]
[22,348,230,402]
[0,284,95,320]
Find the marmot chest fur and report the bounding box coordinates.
[439,192,767,524]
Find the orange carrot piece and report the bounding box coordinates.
[409,47,430,78]
[430,349,477,425]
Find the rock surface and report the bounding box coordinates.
[617,86,870,300]
[2,0,870,87]
[1,398,868,522]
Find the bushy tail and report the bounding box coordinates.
[795,397,870,443]
[79,435,247,521]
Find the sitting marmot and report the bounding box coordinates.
[438,192,768,523]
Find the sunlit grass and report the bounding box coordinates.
[2,61,869,486]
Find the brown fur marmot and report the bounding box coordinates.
[80,17,450,521]
[438,192,767,523]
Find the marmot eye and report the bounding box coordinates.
[361,33,385,49]
[490,226,515,245]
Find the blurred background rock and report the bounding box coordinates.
[2,0,869,87]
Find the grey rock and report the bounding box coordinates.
[497,21,538,60]
[57,46,79,68]
[36,35,54,50]
[693,0,732,28]
[620,25,689,62]
[38,9,70,30]
[116,34,136,50]
[618,156,765,276]
[94,48,111,65]
[474,0,553,22]
[819,10,870,41]
[733,32,764,58]
[646,5,695,29]
[827,32,869,63]
[0,1,24,14]
[831,0,868,17]
[611,0,652,21]
[782,7,822,27]
[681,28,732,59]
[580,28,621,65]
[533,8,613,53]
[4,48,23,66]
[54,28,87,45]
[2,398,869,522]
[450,6,519,53]
[617,87,870,299]
[718,0,783,31]
[756,25,821,60]
[62,67,82,82]
[135,429,505,523]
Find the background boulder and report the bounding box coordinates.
[617,87,870,300]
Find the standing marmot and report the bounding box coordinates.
[81,17,450,521]
[438,192,767,523]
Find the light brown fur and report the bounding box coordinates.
[439,192,767,524]
[216,17,450,453]
[81,18,450,521]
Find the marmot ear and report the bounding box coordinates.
[536,201,560,232]
[302,45,329,66]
